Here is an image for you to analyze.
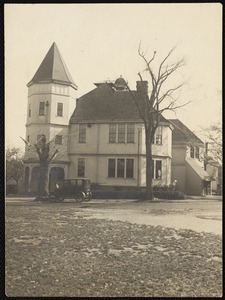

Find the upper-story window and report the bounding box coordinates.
[190,146,195,158]
[109,124,117,143]
[79,124,86,143]
[55,135,62,145]
[57,103,63,116]
[37,134,46,147]
[27,135,30,142]
[109,124,135,143]
[127,124,134,143]
[28,104,31,117]
[152,126,162,145]
[39,102,45,115]
[118,124,126,143]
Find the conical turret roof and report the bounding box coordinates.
[27,42,77,89]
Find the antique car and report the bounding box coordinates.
[50,178,92,202]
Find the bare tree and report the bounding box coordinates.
[127,44,190,200]
[201,123,222,168]
[21,133,67,201]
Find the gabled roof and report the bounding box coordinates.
[186,158,211,180]
[169,119,204,145]
[70,83,170,124]
[27,42,77,89]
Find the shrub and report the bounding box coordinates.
[152,184,185,199]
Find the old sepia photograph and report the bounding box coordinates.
[5,3,222,297]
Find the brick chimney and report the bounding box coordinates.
[136,81,148,95]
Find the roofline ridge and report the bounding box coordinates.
[54,43,77,87]
[169,119,204,144]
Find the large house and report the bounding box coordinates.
[68,79,173,192]
[23,43,173,194]
[23,43,211,196]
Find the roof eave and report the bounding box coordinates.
[27,79,78,90]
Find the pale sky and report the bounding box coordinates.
[5,3,222,150]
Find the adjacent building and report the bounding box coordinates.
[169,119,212,196]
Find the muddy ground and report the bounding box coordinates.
[5,198,222,297]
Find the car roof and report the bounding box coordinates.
[63,178,91,181]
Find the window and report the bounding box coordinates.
[117,159,125,177]
[39,102,45,115]
[57,103,63,116]
[29,104,31,117]
[108,158,134,178]
[109,124,117,143]
[109,124,135,143]
[196,147,199,159]
[126,159,134,178]
[190,146,195,158]
[79,124,86,143]
[155,160,162,179]
[27,135,30,142]
[108,159,116,177]
[153,126,162,145]
[118,124,125,143]
[152,160,162,179]
[77,158,85,177]
[55,135,62,145]
[127,124,134,143]
[37,134,46,143]
[70,180,76,186]
[77,179,83,186]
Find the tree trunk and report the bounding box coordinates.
[145,127,154,200]
[36,163,49,200]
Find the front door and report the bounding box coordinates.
[203,180,211,195]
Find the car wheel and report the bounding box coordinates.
[84,192,92,202]
[76,193,84,202]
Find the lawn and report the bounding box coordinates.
[5,202,222,297]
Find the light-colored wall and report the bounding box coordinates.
[140,156,171,186]
[68,155,138,186]
[151,126,172,157]
[26,83,76,126]
[69,123,143,155]
[24,82,75,162]
[24,124,69,161]
[69,123,172,157]
[68,154,171,187]
[68,122,172,187]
